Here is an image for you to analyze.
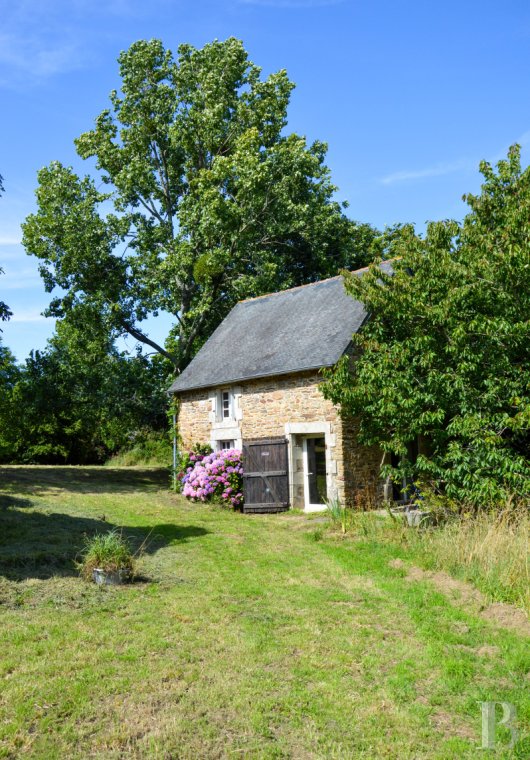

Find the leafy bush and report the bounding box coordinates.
[181,448,243,508]
[106,430,172,467]
[77,529,135,581]
[323,146,530,508]
[0,318,169,466]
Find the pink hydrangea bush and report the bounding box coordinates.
[181,448,244,509]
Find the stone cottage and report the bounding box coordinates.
[170,266,391,513]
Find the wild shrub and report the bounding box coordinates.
[106,430,173,467]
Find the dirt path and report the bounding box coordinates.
[389,558,530,637]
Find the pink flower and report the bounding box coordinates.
[181,448,244,509]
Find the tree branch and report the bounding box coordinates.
[137,195,165,225]
[121,320,177,367]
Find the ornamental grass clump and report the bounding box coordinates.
[326,497,349,534]
[77,529,135,581]
[181,448,244,508]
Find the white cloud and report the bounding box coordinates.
[0,237,22,246]
[0,0,159,85]
[379,160,468,186]
[0,32,84,86]
[10,309,51,323]
[0,267,41,289]
[380,131,530,188]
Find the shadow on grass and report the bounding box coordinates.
[0,494,33,510]
[0,466,168,495]
[0,504,208,582]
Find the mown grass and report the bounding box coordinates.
[0,466,528,758]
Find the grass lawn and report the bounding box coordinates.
[0,466,528,758]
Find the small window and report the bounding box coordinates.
[221,390,231,419]
[218,440,234,451]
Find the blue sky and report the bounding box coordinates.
[2,0,530,361]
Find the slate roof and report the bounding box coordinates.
[169,262,392,394]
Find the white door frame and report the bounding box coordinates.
[302,436,328,513]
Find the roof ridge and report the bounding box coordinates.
[238,274,343,306]
[237,258,397,306]
[347,256,400,277]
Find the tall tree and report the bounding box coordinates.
[323,146,530,507]
[23,38,375,373]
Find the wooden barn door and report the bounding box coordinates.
[242,438,289,513]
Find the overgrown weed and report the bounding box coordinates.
[326,497,529,611]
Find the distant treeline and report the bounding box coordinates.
[0,318,169,465]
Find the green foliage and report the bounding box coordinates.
[105,430,172,467]
[0,342,20,461]
[77,529,134,580]
[22,38,377,373]
[323,145,530,507]
[178,442,213,469]
[0,272,12,326]
[0,314,168,464]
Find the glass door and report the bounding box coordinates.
[304,437,327,510]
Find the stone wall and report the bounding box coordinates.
[239,372,338,438]
[340,415,385,506]
[176,371,383,507]
[176,388,212,449]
